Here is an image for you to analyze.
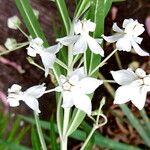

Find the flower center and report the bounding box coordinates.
[62,82,72,91]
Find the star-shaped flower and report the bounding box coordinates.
[55,67,103,115]
[111,68,150,110]
[27,37,62,77]
[102,19,149,56]
[56,19,104,56]
[7,84,46,114]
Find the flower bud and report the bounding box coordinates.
[7,16,21,30]
[4,38,17,50]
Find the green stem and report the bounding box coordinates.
[17,25,29,39]
[114,51,122,69]
[80,127,96,150]
[55,58,68,71]
[34,112,47,150]
[89,48,118,76]
[84,51,87,75]
[57,95,63,140]
[1,43,28,56]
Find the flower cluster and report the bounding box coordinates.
[6,17,149,116]
[111,68,150,110]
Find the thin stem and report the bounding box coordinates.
[62,108,70,150]
[71,54,82,68]
[99,72,115,97]
[0,43,29,56]
[84,51,87,75]
[76,57,84,68]
[89,49,118,76]
[57,94,63,140]
[44,88,56,94]
[102,80,116,83]
[34,112,47,150]
[80,127,95,150]
[115,51,122,69]
[55,58,68,71]
[63,108,70,136]
[27,57,45,71]
[17,25,29,39]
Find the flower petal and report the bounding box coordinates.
[45,43,62,54]
[122,19,133,28]
[102,34,123,43]
[56,35,79,46]
[40,52,56,77]
[23,96,41,114]
[87,36,104,56]
[72,90,92,115]
[24,84,46,98]
[131,39,149,56]
[70,67,85,80]
[7,98,20,107]
[133,24,145,37]
[112,23,123,33]
[131,86,148,110]
[62,91,73,108]
[74,20,82,34]
[111,68,138,85]
[114,84,134,104]
[116,37,131,51]
[27,47,37,57]
[77,77,103,94]
[83,20,96,32]
[73,36,87,55]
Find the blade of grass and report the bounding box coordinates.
[55,0,71,34]
[31,126,41,150]
[15,126,30,144]
[140,109,150,135]
[15,0,48,47]
[0,138,31,150]
[20,115,141,150]
[50,115,58,150]
[74,0,91,19]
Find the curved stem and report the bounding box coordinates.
[34,112,47,150]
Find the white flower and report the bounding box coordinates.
[7,16,21,30]
[27,37,62,77]
[111,68,150,110]
[7,84,46,114]
[56,19,104,56]
[102,19,149,56]
[55,67,103,115]
[5,38,17,50]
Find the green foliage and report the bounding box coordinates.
[20,115,142,150]
[0,113,30,150]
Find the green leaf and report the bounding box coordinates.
[50,115,58,150]
[74,0,91,19]
[120,104,150,147]
[0,138,31,150]
[7,118,20,141]
[31,126,41,150]
[20,115,141,150]
[15,0,49,47]
[55,0,71,34]
[15,126,30,144]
